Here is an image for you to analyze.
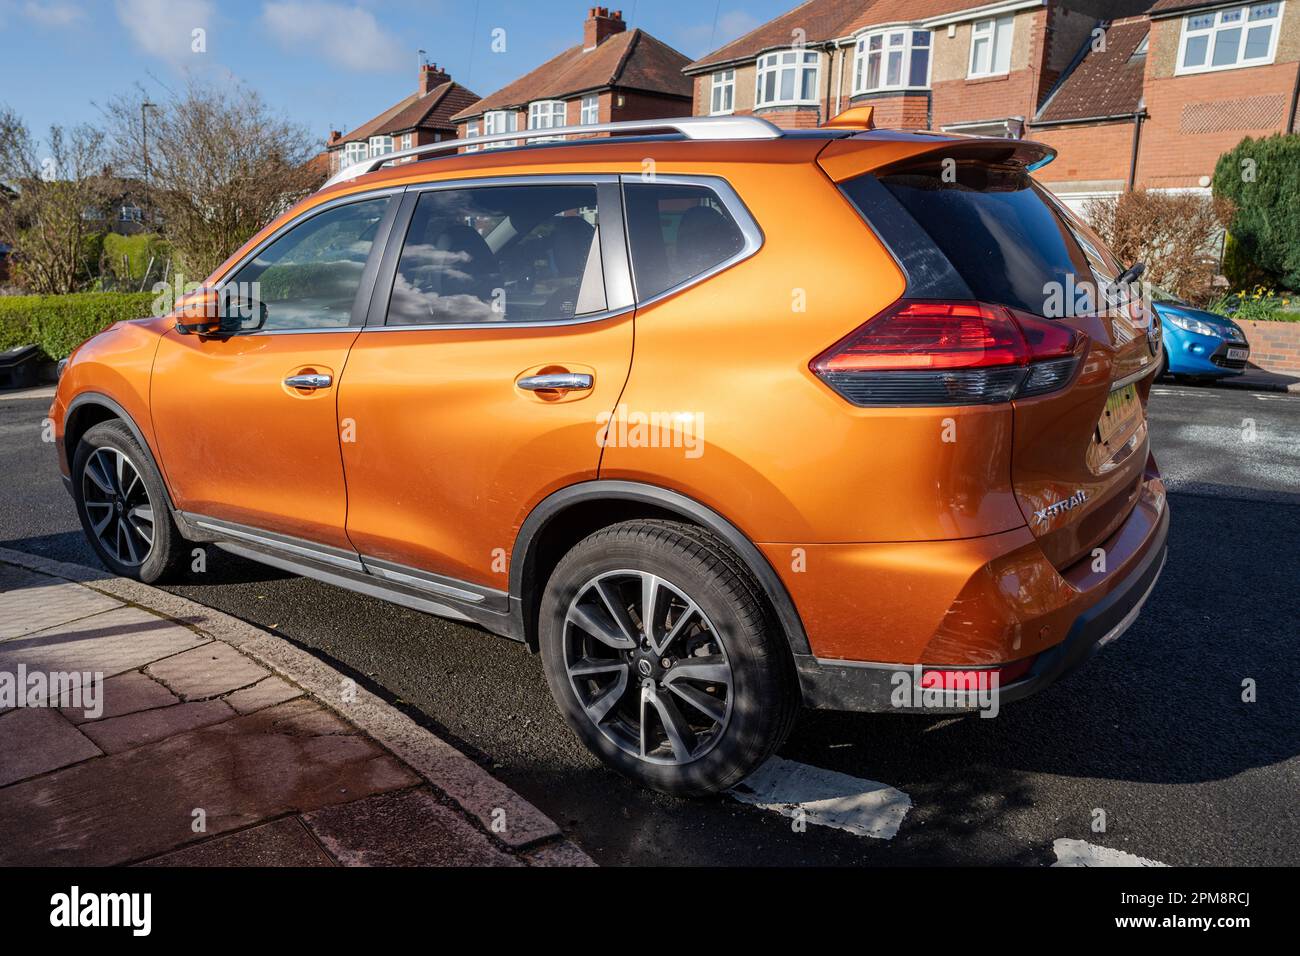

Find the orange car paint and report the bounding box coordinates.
[52,128,1168,676]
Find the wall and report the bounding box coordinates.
[1138,9,1300,189]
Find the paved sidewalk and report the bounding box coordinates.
[0,547,593,867]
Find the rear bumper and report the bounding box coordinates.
[794,476,1170,713]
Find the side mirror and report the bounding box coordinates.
[175,288,268,336]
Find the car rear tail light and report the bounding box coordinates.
[812,300,1084,406]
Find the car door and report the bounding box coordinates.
[151,191,400,550]
[337,176,634,591]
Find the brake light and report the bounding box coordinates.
[811,300,1084,406]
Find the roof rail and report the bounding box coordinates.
[320,115,784,190]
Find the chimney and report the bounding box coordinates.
[584,7,625,50]
[419,62,450,96]
[327,130,342,146]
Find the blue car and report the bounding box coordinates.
[1151,289,1251,381]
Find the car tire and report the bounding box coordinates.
[539,519,798,796]
[72,420,186,584]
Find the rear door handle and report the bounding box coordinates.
[284,373,333,390]
[517,373,593,392]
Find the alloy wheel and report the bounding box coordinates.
[81,447,155,568]
[562,569,734,766]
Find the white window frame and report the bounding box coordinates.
[968,15,1014,78]
[853,27,932,93]
[754,48,821,108]
[1175,2,1282,76]
[342,141,367,166]
[367,135,394,158]
[710,69,736,114]
[483,110,518,148]
[528,100,568,141]
[464,120,479,151]
[580,94,600,125]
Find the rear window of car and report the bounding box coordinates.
[623,183,747,301]
[858,164,1093,318]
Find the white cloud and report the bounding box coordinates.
[260,2,404,73]
[115,0,213,63]
[23,1,85,26]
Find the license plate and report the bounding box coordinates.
[1097,384,1141,447]
[1227,347,1248,361]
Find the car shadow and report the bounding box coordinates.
[785,490,1299,791]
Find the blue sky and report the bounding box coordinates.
[0,0,796,144]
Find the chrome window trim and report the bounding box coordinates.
[619,173,765,309]
[207,186,406,337]
[366,173,633,333]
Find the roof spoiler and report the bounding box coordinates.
[818,133,1057,183]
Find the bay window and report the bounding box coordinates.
[342,141,366,166]
[710,69,736,114]
[755,49,819,107]
[483,110,518,148]
[1177,3,1281,74]
[528,100,568,141]
[854,28,931,92]
[969,15,1014,77]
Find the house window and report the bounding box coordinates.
[342,141,367,166]
[969,15,1014,77]
[401,133,413,150]
[528,100,568,141]
[465,120,479,151]
[1177,3,1281,74]
[368,135,394,157]
[854,29,931,92]
[580,94,600,125]
[483,110,518,148]
[755,49,819,108]
[710,69,735,114]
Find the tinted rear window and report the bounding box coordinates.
[867,165,1092,317]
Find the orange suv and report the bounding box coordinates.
[52,114,1168,795]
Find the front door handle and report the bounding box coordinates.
[517,373,593,392]
[284,373,332,391]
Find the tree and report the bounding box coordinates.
[1083,188,1232,306]
[1213,134,1300,291]
[102,79,326,280]
[0,106,112,294]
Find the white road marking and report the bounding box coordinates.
[729,757,911,840]
[1051,839,1167,867]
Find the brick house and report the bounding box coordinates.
[449,8,692,145]
[683,0,1100,135]
[687,0,1299,213]
[1032,2,1300,210]
[327,63,480,172]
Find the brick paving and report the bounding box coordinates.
[0,553,593,867]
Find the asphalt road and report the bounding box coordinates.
[2,381,1297,866]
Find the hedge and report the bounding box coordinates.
[0,292,157,360]
[1212,134,1300,291]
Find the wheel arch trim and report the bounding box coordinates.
[510,480,811,657]
[64,392,176,510]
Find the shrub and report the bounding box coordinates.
[0,291,156,359]
[1213,134,1300,291]
[1082,188,1231,306]
[102,232,171,286]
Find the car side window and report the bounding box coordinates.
[225,197,391,331]
[623,183,746,301]
[386,184,606,326]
